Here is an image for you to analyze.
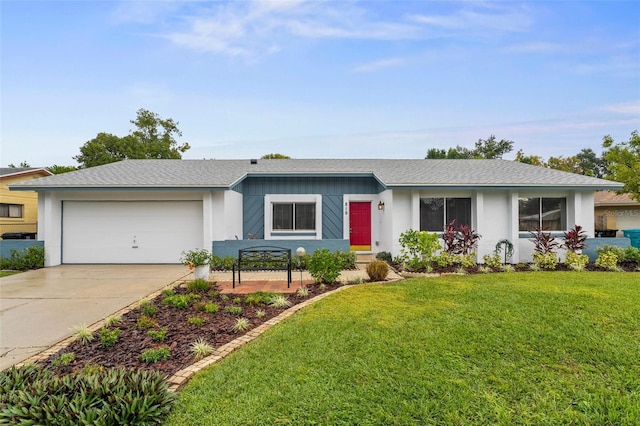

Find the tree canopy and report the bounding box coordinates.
[603,130,640,201]
[425,135,514,159]
[74,109,190,168]
[261,153,291,159]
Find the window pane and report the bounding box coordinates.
[295,203,316,230]
[8,205,22,218]
[273,204,293,230]
[420,198,444,231]
[519,197,540,231]
[0,204,8,218]
[542,198,566,231]
[446,198,471,226]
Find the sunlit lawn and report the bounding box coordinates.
[167,272,640,425]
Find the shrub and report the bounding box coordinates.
[398,229,441,264]
[483,253,502,269]
[0,365,175,425]
[204,302,219,313]
[136,315,158,329]
[500,264,515,273]
[190,338,215,360]
[224,306,243,315]
[442,221,481,255]
[147,327,167,342]
[162,294,191,309]
[533,252,559,270]
[233,297,242,304]
[565,251,589,271]
[460,253,477,268]
[187,279,211,292]
[188,316,205,326]
[366,261,389,281]
[245,291,276,305]
[99,327,121,348]
[139,299,157,316]
[139,346,170,364]
[209,255,236,270]
[51,352,75,367]
[0,246,45,271]
[595,251,619,271]
[435,252,457,268]
[376,251,393,263]
[334,250,356,269]
[624,246,640,264]
[233,317,251,332]
[70,324,93,345]
[530,227,560,254]
[179,248,211,268]
[308,248,342,283]
[563,224,588,252]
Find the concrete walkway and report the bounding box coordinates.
[0,265,188,371]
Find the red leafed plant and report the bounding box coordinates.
[563,224,588,253]
[443,220,481,255]
[530,227,560,254]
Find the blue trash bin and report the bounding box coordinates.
[622,229,640,248]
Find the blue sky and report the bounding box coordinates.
[2,0,639,167]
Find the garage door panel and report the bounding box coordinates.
[63,201,203,264]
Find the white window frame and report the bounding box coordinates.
[264,194,322,240]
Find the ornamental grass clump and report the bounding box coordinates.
[233,318,251,332]
[366,260,389,282]
[70,324,94,345]
[187,279,211,292]
[190,338,215,360]
[269,294,292,308]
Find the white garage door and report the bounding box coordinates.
[63,201,203,264]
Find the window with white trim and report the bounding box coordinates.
[273,202,316,231]
[420,198,471,232]
[0,203,23,218]
[518,197,566,231]
[265,194,322,239]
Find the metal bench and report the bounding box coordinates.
[233,246,292,288]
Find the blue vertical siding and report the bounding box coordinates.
[233,176,382,239]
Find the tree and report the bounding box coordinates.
[514,150,546,167]
[547,156,583,174]
[603,130,640,201]
[8,161,31,168]
[473,135,514,159]
[47,165,77,174]
[74,109,190,168]
[261,153,291,159]
[424,135,514,159]
[576,148,608,178]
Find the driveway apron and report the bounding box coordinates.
[0,265,188,371]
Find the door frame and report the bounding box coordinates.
[343,195,378,252]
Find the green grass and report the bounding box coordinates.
[167,272,640,425]
[0,271,19,278]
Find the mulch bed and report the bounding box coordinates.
[39,282,344,377]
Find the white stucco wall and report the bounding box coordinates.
[382,188,597,264]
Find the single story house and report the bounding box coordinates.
[594,191,640,237]
[1,167,52,238]
[9,159,623,267]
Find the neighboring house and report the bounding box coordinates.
[594,191,640,237]
[0,167,52,238]
[9,159,622,267]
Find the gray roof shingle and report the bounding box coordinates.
[9,159,623,190]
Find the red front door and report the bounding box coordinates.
[349,202,371,251]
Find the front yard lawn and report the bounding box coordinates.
[167,272,640,425]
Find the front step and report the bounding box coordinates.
[355,254,376,264]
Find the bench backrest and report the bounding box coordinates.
[238,246,291,270]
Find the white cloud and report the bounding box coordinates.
[602,101,640,116]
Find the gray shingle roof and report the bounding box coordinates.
[9,159,623,190]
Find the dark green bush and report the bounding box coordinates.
[0,246,45,271]
[139,346,171,364]
[334,250,356,269]
[99,327,121,348]
[376,251,393,263]
[0,364,175,425]
[308,248,342,283]
[209,255,236,271]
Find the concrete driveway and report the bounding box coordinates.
[0,264,189,371]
